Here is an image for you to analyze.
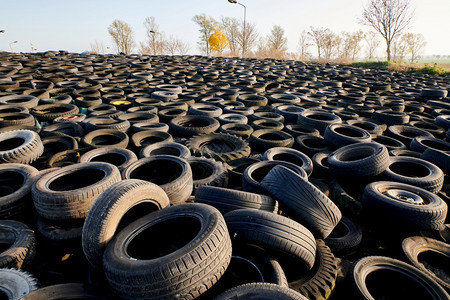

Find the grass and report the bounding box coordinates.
[351,60,450,76]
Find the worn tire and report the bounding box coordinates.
[82,179,170,268]
[0,220,36,269]
[213,283,308,300]
[0,130,44,164]
[224,209,316,270]
[194,186,277,214]
[79,146,138,172]
[103,203,232,299]
[351,256,449,299]
[122,155,193,205]
[261,165,342,239]
[262,147,313,176]
[32,162,121,221]
[384,156,444,193]
[186,133,251,162]
[362,181,448,230]
[402,236,450,289]
[288,240,338,300]
[0,268,38,299]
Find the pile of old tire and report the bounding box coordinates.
[0,50,449,299]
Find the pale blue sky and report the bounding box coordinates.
[0,0,448,57]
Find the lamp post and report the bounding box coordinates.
[228,0,246,58]
[9,40,18,52]
[149,29,159,55]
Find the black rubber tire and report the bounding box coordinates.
[79,146,138,172]
[187,157,228,192]
[297,110,342,135]
[169,115,220,138]
[82,179,170,268]
[131,122,169,133]
[421,148,450,174]
[362,181,448,230]
[250,129,294,152]
[0,220,36,269]
[219,123,254,139]
[402,236,450,289]
[20,283,110,299]
[30,103,79,123]
[188,104,223,118]
[288,240,338,300]
[140,141,191,159]
[40,135,79,159]
[385,125,433,147]
[372,110,410,126]
[372,134,407,151]
[389,149,422,158]
[194,186,278,214]
[0,112,35,127]
[346,119,384,136]
[237,94,268,107]
[323,124,372,149]
[81,129,129,149]
[117,112,159,125]
[0,95,39,109]
[103,203,232,299]
[53,113,86,123]
[327,142,390,178]
[324,216,363,254]
[251,119,285,131]
[294,135,331,157]
[130,130,173,150]
[83,117,130,133]
[262,147,313,176]
[32,162,121,221]
[122,155,193,205]
[421,88,448,99]
[0,268,38,299]
[384,156,444,194]
[217,113,248,125]
[284,124,320,138]
[242,160,307,194]
[261,165,342,239]
[186,133,251,163]
[311,151,332,179]
[410,136,450,153]
[213,283,308,300]
[224,209,316,270]
[351,256,449,299]
[0,129,44,164]
[0,163,39,219]
[41,121,84,139]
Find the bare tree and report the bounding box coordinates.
[142,16,165,55]
[237,21,259,57]
[267,25,288,52]
[164,36,190,55]
[108,20,135,55]
[364,31,381,60]
[221,17,240,56]
[193,14,219,56]
[391,36,407,61]
[297,30,311,60]
[401,33,426,63]
[90,40,105,54]
[360,0,415,61]
[322,30,339,60]
[341,30,365,61]
[308,27,329,59]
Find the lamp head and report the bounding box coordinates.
[228,0,238,3]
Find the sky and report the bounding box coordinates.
[0,0,448,58]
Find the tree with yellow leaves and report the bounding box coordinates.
[208,29,229,54]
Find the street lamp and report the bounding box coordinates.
[9,40,18,52]
[228,0,246,58]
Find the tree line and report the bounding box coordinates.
[97,0,426,63]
